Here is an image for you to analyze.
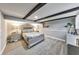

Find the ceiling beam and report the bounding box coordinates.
[40,15,76,23]
[35,6,79,22]
[23,3,46,19]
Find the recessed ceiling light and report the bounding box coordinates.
[34,16,38,19]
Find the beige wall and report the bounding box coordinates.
[37,24,43,32]
[30,23,43,32]
[5,21,16,36]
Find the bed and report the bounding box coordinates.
[22,32,44,48]
[21,23,44,48]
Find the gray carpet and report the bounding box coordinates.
[3,37,67,55]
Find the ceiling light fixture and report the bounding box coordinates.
[34,16,38,19]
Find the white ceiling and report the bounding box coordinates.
[27,3,79,20]
[38,10,79,22]
[0,3,79,21]
[0,3,37,18]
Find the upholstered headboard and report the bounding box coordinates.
[21,23,34,33]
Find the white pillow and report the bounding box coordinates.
[22,29,33,33]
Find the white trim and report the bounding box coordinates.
[0,42,6,55]
[0,12,7,55]
[45,35,65,42]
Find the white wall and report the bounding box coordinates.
[5,16,43,34]
[47,17,75,29]
[0,12,7,54]
[76,15,79,29]
[43,17,75,40]
[75,15,79,35]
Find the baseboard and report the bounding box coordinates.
[0,42,6,55]
[45,35,65,42]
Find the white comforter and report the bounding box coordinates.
[22,32,44,48]
[23,32,43,37]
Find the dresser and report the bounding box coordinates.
[67,33,79,47]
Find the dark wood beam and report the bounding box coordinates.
[23,3,46,19]
[40,15,76,23]
[35,6,79,22]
